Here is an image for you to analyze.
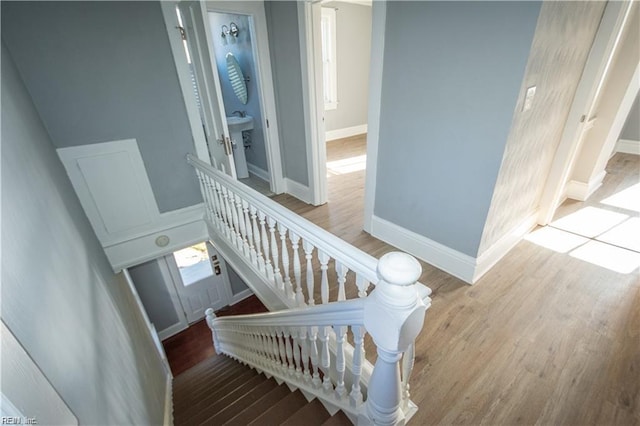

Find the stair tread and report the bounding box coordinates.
[247,390,308,425]
[175,358,244,391]
[203,377,279,425]
[281,398,331,426]
[174,363,249,409]
[188,368,259,410]
[185,373,267,424]
[322,410,353,425]
[224,384,291,425]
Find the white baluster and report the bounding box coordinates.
[215,182,231,238]
[291,328,302,379]
[319,326,333,394]
[268,217,284,292]
[335,260,348,301]
[308,326,321,388]
[361,252,427,425]
[303,241,316,305]
[259,211,274,284]
[350,325,365,407]
[402,343,415,411]
[271,329,281,368]
[277,328,287,374]
[234,193,249,257]
[318,250,330,304]
[250,206,265,273]
[335,326,347,400]
[221,187,236,245]
[243,200,256,265]
[298,327,311,383]
[290,231,304,306]
[278,223,294,300]
[356,274,370,298]
[284,329,294,376]
[196,171,212,223]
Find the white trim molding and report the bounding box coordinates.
[247,163,271,182]
[371,213,539,284]
[565,170,607,201]
[370,215,476,283]
[285,178,313,204]
[163,374,173,426]
[230,289,254,305]
[326,124,368,141]
[363,1,387,232]
[473,213,539,283]
[616,138,640,155]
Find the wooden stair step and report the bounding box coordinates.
[224,384,291,425]
[322,410,353,425]
[175,358,244,394]
[202,377,279,425]
[247,390,308,425]
[185,373,267,424]
[281,398,331,425]
[188,368,259,411]
[173,364,248,410]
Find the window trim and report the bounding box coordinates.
[321,7,338,111]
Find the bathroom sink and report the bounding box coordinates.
[226,115,253,132]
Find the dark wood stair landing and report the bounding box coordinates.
[172,355,352,425]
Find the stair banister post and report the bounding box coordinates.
[360,252,426,426]
[205,308,221,354]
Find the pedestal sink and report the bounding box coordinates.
[226,115,253,178]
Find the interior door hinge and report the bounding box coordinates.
[176,26,187,41]
[266,119,270,128]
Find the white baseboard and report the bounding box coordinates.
[157,321,188,341]
[616,138,640,155]
[370,215,476,284]
[285,178,313,204]
[247,163,271,182]
[566,170,606,201]
[230,288,254,305]
[163,373,173,426]
[326,124,368,141]
[370,213,539,285]
[474,212,538,283]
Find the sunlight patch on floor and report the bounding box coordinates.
[551,206,629,238]
[600,182,640,213]
[525,227,589,253]
[327,154,366,176]
[595,217,640,253]
[570,240,640,274]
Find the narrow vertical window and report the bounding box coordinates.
[321,7,338,110]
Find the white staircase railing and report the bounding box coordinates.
[206,252,431,425]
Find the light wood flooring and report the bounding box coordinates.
[271,140,640,425]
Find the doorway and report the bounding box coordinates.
[162,1,284,194]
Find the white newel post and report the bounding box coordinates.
[205,308,221,353]
[360,252,426,426]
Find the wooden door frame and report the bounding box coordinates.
[205,1,286,194]
[537,1,635,225]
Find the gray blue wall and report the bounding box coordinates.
[209,11,269,174]
[323,2,372,133]
[265,1,309,186]
[621,93,640,141]
[1,1,202,213]
[129,259,180,331]
[1,43,166,424]
[374,1,541,257]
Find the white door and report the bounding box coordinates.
[167,242,232,323]
[163,1,236,176]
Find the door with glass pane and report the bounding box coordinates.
[166,241,232,323]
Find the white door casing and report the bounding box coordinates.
[166,242,232,323]
[161,1,236,176]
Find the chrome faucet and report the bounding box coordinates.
[232,110,246,118]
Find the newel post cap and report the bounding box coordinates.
[377,252,422,286]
